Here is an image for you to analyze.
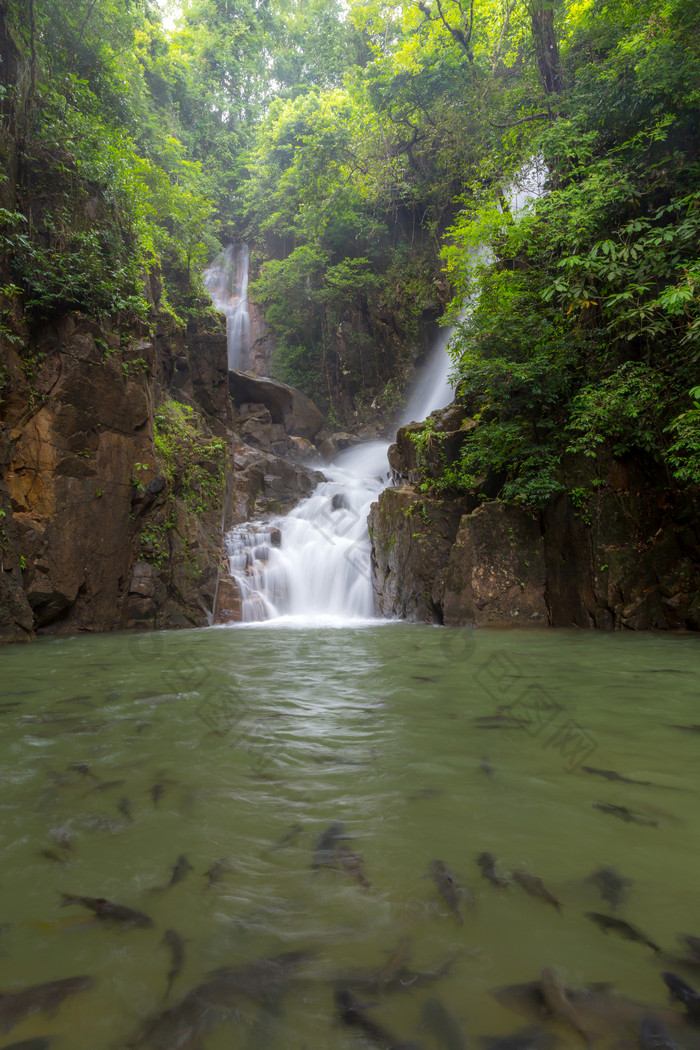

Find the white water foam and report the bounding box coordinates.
[204,244,251,371]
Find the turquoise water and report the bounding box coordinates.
[0,624,699,1048]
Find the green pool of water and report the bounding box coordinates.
[0,623,698,1048]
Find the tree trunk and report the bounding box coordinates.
[528,0,565,95]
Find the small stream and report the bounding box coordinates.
[0,625,698,1048]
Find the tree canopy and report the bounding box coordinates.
[1,0,698,486]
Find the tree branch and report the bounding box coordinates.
[488,112,550,128]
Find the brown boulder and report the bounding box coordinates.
[443,502,548,627]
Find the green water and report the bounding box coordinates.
[0,623,699,1049]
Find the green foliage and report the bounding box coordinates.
[153,398,227,517]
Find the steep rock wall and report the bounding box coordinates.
[370,462,700,631]
[0,312,238,643]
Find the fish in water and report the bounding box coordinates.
[68,763,99,780]
[586,866,633,912]
[540,967,596,1045]
[421,997,469,1050]
[339,952,459,998]
[133,950,312,1049]
[333,844,371,890]
[429,860,464,924]
[268,823,303,851]
[117,796,134,823]
[334,988,419,1049]
[59,892,154,928]
[0,976,93,1032]
[204,859,233,886]
[661,972,700,1022]
[477,852,510,888]
[479,758,495,776]
[479,1026,556,1050]
[582,766,651,786]
[151,855,193,895]
[162,929,186,1000]
[2,1039,54,1050]
[39,849,67,865]
[150,783,165,806]
[585,912,660,953]
[168,854,192,888]
[473,713,525,730]
[513,871,561,911]
[377,936,412,992]
[311,821,349,871]
[86,778,126,794]
[638,1015,683,1050]
[593,802,658,827]
[679,934,700,964]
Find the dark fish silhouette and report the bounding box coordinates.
[679,934,700,963]
[162,929,186,1000]
[86,778,126,794]
[117,796,134,823]
[638,1015,682,1050]
[582,766,651,786]
[661,972,700,1021]
[513,871,561,911]
[334,988,419,1049]
[377,936,411,991]
[479,1026,556,1050]
[429,860,464,924]
[473,713,525,730]
[421,997,468,1049]
[39,849,67,865]
[477,852,509,888]
[134,950,311,1049]
[479,758,495,776]
[168,855,192,888]
[333,844,371,890]
[268,823,302,851]
[540,967,596,1045]
[0,976,93,1032]
[593,802,658,827]
[585,912,660,952]
[311,821,349,871]
[204,859,232,886]
[150,783,165,806]
[68,763,99,779]
[59,892,154,928]
[587,866,633,912]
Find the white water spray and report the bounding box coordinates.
[204,244,251,371]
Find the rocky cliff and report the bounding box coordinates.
[0,309,240,643]
[370,407,700,631]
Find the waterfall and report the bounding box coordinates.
[204,244,251,371]
[223,166,544,625]
[224,338,452,626]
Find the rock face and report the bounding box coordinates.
[442,503,548,627]
[0,311,239,642]
[368,486,464,622]
[369,457,700,630]
[229,370,324,441]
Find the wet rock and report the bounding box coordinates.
[229,370,324,441]
[443,502,548,627]
[369,486,464,622]
[317,432,360,462]
[214,575,241,624]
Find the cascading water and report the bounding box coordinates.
[223,341,452,626]
[204,244,251,371]
[223,166,544,625]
